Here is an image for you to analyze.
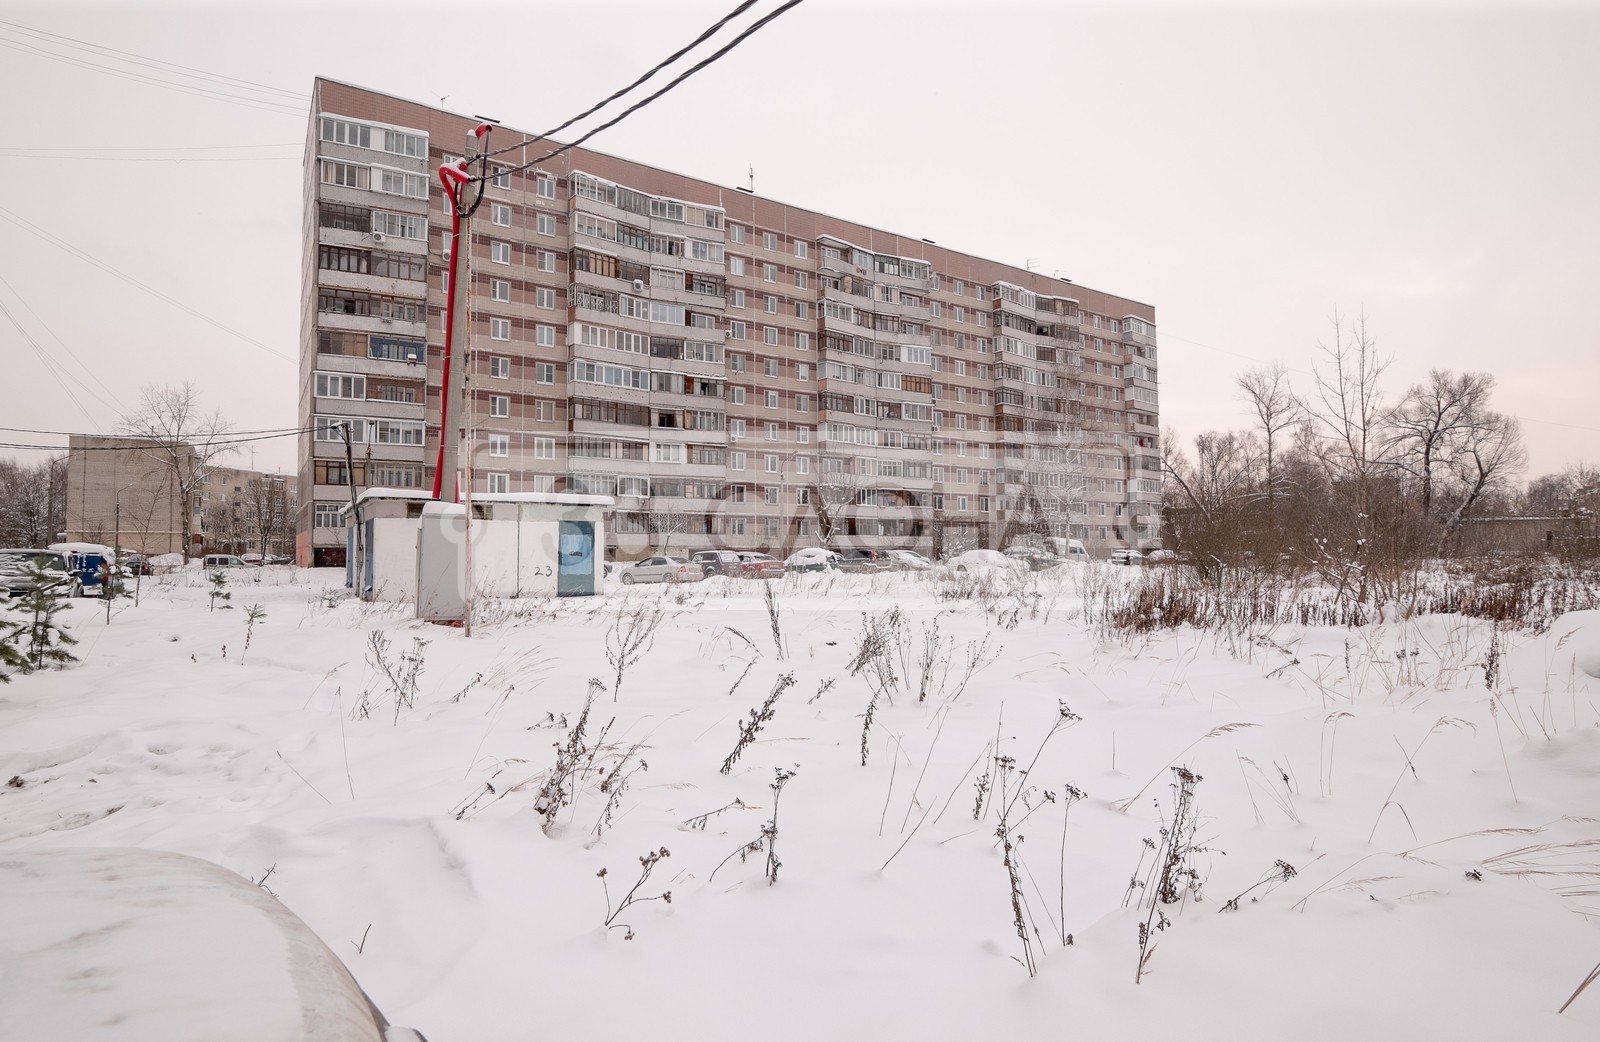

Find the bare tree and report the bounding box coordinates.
[243,475,293,558]
[1236,364,1301,510]
[1438,411,1527,543]
[0,459,65,547]
[1388,369,1495,517]
[1307,313,1393,515]
[1162,428,1261,576]
[810,454,863,549]
[118,383,234,562]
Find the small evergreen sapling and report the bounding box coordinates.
[240,604,267,664]
[208,569,232,612]
[12,566,79,673]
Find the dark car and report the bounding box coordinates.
[837,549,891,573]
[690,549,745,577]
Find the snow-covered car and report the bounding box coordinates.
[0,548,82,599]
[1110,548,1145,566]
[946,549,1029,574]
[883,549,935,571]
[1145,549,1177,564]
[1002,546,1061,571]
[737,552,786,579]
[0,847,428,1042]
[618,555,702,584]
[785,547,841,573]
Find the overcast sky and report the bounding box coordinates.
[2,0,1596,480]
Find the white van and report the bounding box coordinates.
[1043,537,1092,563]
[203,554,249,568]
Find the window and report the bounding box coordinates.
[794,271,809,289]
[489,317,511,340]
[490,395,509,418]
[729,353,745,373]
[794,240,808,259]
[654,442,683,463]
[728,321,746,341]
[794,301,810,320]
[730,419,746,439]
[491,203,512,227]
[490,355,510,379]
[796,427,810,444]
[764,358,778,378]
[491,167,510,190]
[765,486,780,506]
[731,289,746,308]
[765,295,778,314]
[313,502,344,529]
[535,250,556,272]
[488,434,509,457]
[763,232,777,251]
[729,224,746,244]
[534,437,555,460]
[315,372,365,399]
[731,451,746,471]
[536,325,556,347]
[731,386,746,405]
[765,391,779,409]
[762,263,776,283]
[795,332,810,352]
[491,241,511,265]
[536,362,555,383]
[536,287,556,309]
[373,420,424,445]
[491,279,511,302]
[797,363,810,382]
[765,423,779,441]
[536,174,556,199]
[320,117,372,149]
[763,326,778,346]
[487,473,510,494]
[537,214,556,236]
[728,256,745,276]
[765,454,779,473]
[534,399,555,422]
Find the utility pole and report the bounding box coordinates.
[434,122,492,502]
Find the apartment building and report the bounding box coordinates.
[63,436,297,558]
[298,78,1159,566]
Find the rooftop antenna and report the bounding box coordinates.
[748,165,755,193]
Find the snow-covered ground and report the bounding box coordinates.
[3,565,1599,1040]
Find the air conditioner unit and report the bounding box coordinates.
[371,231,386,243]
[633,279,645,293]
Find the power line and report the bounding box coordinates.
[0,272,124,418]
[478,0,808,181]
[0,19,308,102]
[478,0,762,161]
[0,206,292,362]
[0,153,298,163]
[0,35,305,118]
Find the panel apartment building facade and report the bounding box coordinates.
[298,79,1160,566]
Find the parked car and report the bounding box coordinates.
[263,554,292,566]
[1145,549,1177,564]
[240,553,264,566]
[618,555,702,584]
[690,549,745,577]
[946,549,1029,575]
[118,552,154,575]
[1110,548,1145,566]
[0,548,82,599]
[837,549,892,573]
[883,549,935,571]
[785,547,841,573]
[737,552,786,579]
[1002,546,1061,571]
[203,554,249,569]
[1,847,429,1042]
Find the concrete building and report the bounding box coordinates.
[299,79,1160,566]
[63,435,297,559]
